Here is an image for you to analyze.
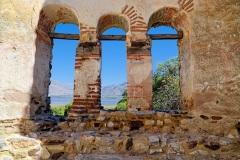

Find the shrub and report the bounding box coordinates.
[116,89,127,110]
[116,101,127,110]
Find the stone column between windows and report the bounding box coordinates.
[68,42,101,120]
[127,41,153,111]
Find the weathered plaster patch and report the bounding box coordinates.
[129,63,151,84]
[3,90,31,103]
[74,59,100,98]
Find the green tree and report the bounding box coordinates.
[116,57,180,110]
[152,56,180,110]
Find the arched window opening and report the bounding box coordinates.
[49,23,79,116]
[34,4,80,117]
[148,26,180,110]
[101,28,127,110]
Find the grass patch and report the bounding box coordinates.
[50,101,72,116]
[103,101,127,111]
[103,105,117,110]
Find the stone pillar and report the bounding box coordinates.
[68,42,101,120]
[127,40,153,111]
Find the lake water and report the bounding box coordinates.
[51,97,72,106]
[101,97,122,106]
[51,96,121,106]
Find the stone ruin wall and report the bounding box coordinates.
[0,0,239,159]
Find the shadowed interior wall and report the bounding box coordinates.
[191,0,240,117]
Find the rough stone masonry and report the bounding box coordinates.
[0,0,239,159]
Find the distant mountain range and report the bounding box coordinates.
[49,81,73,97]
[49,80,126,98]
[101,82,126,98]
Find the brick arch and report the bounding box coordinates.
[37,4,79,38]
[97,14,130,35]
[121,5,148,34]
[147,7,190,34]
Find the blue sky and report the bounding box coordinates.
[51,24,178,86]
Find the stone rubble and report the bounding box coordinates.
[0,111,239,159]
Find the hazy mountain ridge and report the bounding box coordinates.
[101,82,126,98]
[49,81,74,97]
[49,80,126,98]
